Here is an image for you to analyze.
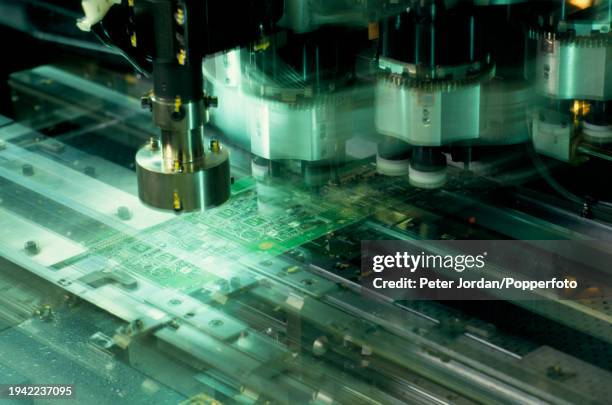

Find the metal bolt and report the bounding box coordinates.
[581,197,594,219]
[117,206,132,221]
[22,164,34,176]
[546,364,576,380]
[39,304,53,322]
[313,336,328,356]
[58,278,72,286]
[24,240,39,255]
[204,95,218,109]
[149,137,159,151]
[216,279,229,292]
[301,278,315,286]
[141,96,152,111]
[422,109,431,125]
[210,139,220,153]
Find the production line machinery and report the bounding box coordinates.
[0,0,610,404]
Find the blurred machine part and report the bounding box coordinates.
[375,0,539,188]
[531,0,612,163]
[203,32,360,164]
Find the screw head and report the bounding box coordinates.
[140,96,152,111]
[117,206,132,221]
[22,164,34,176]
[205,95,218,109]
[24,240,39,255]
[216,279,229,292]
[149,137,159,151]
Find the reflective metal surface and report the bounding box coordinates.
[136,140,230,211]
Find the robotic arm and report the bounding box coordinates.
[78,0,282,212]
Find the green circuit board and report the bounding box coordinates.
[61,163,414,292]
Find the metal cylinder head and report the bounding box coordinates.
[136,140,230,212]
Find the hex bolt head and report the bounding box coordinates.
[205,95,219,109]
[208,319,223,328]
[216,279,229,292]
[24,240,39,255]
[149,137,159,151]
[141,96,152,111]
[22,164,34,176]
[422,109,431,125]
[117,206,132,221]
